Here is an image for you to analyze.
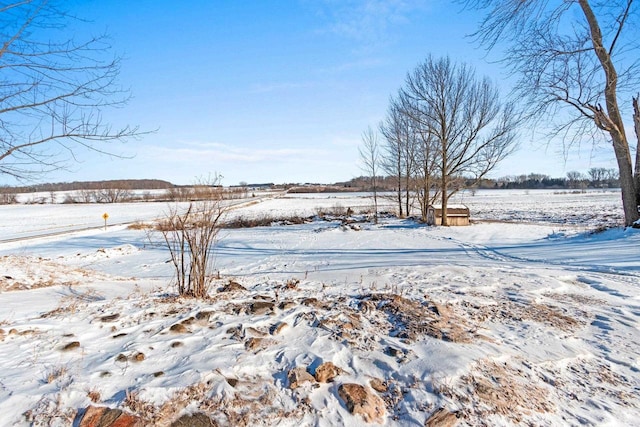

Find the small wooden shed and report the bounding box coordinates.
[426,204,470,226]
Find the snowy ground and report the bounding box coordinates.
[0,189,638,426]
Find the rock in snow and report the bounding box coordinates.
[314,361,342,383]
[288,367,316,389]
[337,383,386,423]
[425,408,460,427]
[77,406,142,427]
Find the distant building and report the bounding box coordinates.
[426,205,470,226]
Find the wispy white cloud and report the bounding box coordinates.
[312,0,431,52]
[317,57,387,74]
[146,141,330,164]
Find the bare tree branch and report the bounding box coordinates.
[461,0,640,225]
[0,0,147,180]
[401,55,519,225]
[359,126,380,223]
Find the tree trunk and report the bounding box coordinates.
[397,174,403,218]
[404,175,411,217]
[441,182,448,226]
[422,176,430,222]
[633,96,640,212]
[441,161,448,226]
[579,0,639,226]
[372,176,378,224]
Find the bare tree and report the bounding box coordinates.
[157,175,226,299]
[359,126,380,223]
[393,95,442,221]
[165,186,193,202]
[462,0,640,226]
[413,124,440,222]
[634,95,640,205]
[402,56,519,225]
[380,99,407,217]
[401,118,418,217]
[0,0,141,179]
[567,170,586,189]
[95,187,131,203]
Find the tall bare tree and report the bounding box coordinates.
[462,0,640,226]
[380,98,408,217]
[634,95,640,205]
[359,126,380,223]
[379,95,420,218]
[567,170,586,189]
[401,115,418,217]
[413,122,440,222]
[588,167,608,184]
[402,56,518,225]
[0,0,140,179]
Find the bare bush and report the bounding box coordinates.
[0,191,17,205]
[224,214,309,228]
[77,189,96,203]
[95,187,132,203]
[165,186,193,202]
[61,194,79,204]
[158,177,226,298]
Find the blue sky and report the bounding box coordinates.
[24,0,620,185]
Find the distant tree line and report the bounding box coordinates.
[1,179,173,193]
[495,169,619,190]
[343,167,620,192]
[0,179,250,205]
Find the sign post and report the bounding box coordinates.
[102,212,109,230]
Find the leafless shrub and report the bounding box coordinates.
[0,191,17,204]
[95,187,132,203]
[330,203,346,216]
[25,196,47,204]
[223,215,276,229]
[158,176,227,299]
[164,186,193,202]
[191,183,223,201]
[78,189,96,203]
[127,221,153,230]
[224,214,309,228]
[61,194,79,204]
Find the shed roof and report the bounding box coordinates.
[428,205,470,216]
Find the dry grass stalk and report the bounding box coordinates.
[128,221,153,230]
[23,395,76,426]
[45,366,68,384]
[360,293,473,343]
[87,389,101,403]
[434,359,554,424]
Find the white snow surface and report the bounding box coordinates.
[0,189,638,426]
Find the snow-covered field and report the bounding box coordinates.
[0,189,638,426]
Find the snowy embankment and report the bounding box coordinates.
[0,189,638,426]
